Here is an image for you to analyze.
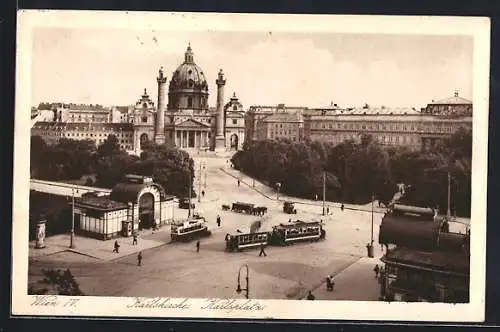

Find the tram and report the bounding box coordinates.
[225,231,269,252]
[171,216,211,242]
[268,220,326,245]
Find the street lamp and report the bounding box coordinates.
[276,182,281,201]
[70,187,78,249]
[236,264,249,299]
[322,171,326,216]
[367,190,375,258]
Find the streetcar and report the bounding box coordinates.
[268,220,326,245]
[225,231,269,252]
[171,216,211,242]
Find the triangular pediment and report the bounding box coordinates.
[176,118,210,128]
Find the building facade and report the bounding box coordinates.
[31,44,246,153]
[74,175,175,240]
[245,93,472,150]
[378,204,470,302]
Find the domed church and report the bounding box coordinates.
[131,44,246,153]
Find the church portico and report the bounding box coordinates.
[175,129,211,149]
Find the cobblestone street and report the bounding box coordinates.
[29,155,384,301]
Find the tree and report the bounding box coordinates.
[28,268,84,296]
[96,134,121,158]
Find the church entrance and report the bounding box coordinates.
[138,193,155,230]
[230,134,239,150]
[188,131,195,148]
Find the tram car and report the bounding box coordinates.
[225,231,269,252]
[268,220,326,245]
[171,216,211,242]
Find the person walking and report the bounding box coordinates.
[196,240,200,253]
[237,179,241,186]
[112,240,120,253]
[132,233,138,245]
[315,194,318,201]
[306,290,315,300]
[374,264,380,279]
[340,203,344,211]
[216,215,221,227]
[326,275,333,291]
[258,242,267,257]
[202,190,205,198]
[137,251,142,266]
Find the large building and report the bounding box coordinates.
[245,92,472,150]
[74,175,175,240]
[31,44,246,153]
[378,204,470,302]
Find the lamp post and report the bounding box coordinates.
[236,264,249,299]
[276,182,281,201]
[203,163,207,189]
[198,162,202,203]
[367,190,374,258]
[70,187,78,249]
[188,172,192,218]
[322,171,326,216]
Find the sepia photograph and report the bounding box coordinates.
[12,11,490,321]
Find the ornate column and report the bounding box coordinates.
[155,67,167,144]
[214,69,226,151]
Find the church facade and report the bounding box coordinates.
[32,45,246,154]
[129,44,245,153]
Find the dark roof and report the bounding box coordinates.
[382,246,469,274]
[32,121,134,131]
[74,196,128,211]
[275,221,321,229]
[379,213,441,249]
[109,181,167,203]
[429,95,472,105]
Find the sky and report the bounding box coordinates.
[31,28,473,109]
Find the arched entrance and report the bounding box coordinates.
[138,192,155,229]
[140,133,149,149]
[230,134,239,150]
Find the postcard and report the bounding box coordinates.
[13,10,490,322]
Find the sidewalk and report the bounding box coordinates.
[29,227,170,262]
[220,167,388,215]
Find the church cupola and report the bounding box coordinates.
[184,43,194,63]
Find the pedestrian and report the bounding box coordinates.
[216,215,221,227]
[258,242,267,257]
[326,275,333,291]
[132,233,138,245]
[196,240,200,253]
[315,194,318,201]
[306,290,315,300]
[374,264,380,278]
[202,190,205,197]
[340,203,344,211]
[288,218,292,223]
[137,251,142,266]
[112,240,120,253]
[326,207,330,215]
[237,179,240,186]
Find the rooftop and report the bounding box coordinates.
[74,196,128,211]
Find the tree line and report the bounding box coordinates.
[30,135,196,198]
[231,128,472,217]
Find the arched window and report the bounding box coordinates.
[233,105,238,111]
[187,96,193,108]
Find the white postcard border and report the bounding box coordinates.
[12,10,490,322]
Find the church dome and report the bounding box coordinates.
[169,44,208,92]
[168,44,209,111]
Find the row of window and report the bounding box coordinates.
[78,214,124,235]
[65,132,133,138]
[310,121,457,133]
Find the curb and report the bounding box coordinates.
[220,168,387,215]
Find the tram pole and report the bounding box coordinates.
[322,171,326,216]
[198,163,202,203]
[188,172,192,218]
